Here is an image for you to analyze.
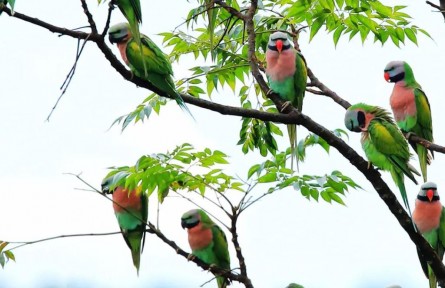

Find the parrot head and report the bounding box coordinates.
[418,182,439,202]
[108,22,131,44]
[181,209,201,229]
[344,106,368,133]
[267,31,292,54]
[101,176,113,194]
[384,61,408,83]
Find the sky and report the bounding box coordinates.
[0,1,445,287]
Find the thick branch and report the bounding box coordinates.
[6,7,445,282]
[214,0,246,20]
[230,209,252,287]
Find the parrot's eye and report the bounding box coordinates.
[357,111,365,128]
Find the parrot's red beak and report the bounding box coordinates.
[427,189,434,202]
[276,40,283,53]
[384,72,390,82]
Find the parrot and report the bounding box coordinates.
[344,103,420,216]
[265,31,307,171]
[108,22,194,118]
[102,179,148,275]
[0,0,15,15]
[181,209,230,288]
[412,182,445,288]
[384,60,433,183]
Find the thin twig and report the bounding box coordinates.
[8,231,122,251]
[101,0,115,37]
[46,35,90,121]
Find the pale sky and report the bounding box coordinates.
[0,1,445,287]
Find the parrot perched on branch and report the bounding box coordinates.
[181,209,230,288]
[384,60,433,183]
[0,0,15,15]
[108,22,193,118]
[265,31,307,171]
[344,103,420,216]
[413,182,445,288]
[102,179,148,275]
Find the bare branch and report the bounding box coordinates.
[426,0,442,10]
[101,1,115,37]
[214,0,246,20]
[8,231,122,251]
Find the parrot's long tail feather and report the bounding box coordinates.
[175,95,195,121]
[217,275,230,288]
[395,173,416,231]
[428,265,437,288]
[287,124,299,171]
[417,143,428,183]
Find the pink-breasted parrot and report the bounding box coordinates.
[265,31,307,170]
[384,61,433,183]
[413,182,445,288]
[102,180,148,275]
[181,209,230,288]
[344,103,420,216]
[108,22,193,118]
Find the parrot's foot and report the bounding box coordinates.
[405,131,416,140]
[367,161,372,169]
[187,254,196,261]
[280,101,292,113]
[266,89,274,96]
[208,263,217,271]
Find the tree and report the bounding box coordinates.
[0,0,444,287]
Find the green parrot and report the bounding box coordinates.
[265,31,307,170]
[413,182,445,288]
[108,22,193,118]
[181,209,230,288]
[384,61,434,182]
[102,179,148,275]
[0,0,15,15]
[344,103,420,216]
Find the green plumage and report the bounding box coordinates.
[182,209,230,288]
[108,23,194,118]
[114,0,146,76]
[386,61,433,183]
[266,32,307,170]
[344,103,419,216]
[0,0,14,15]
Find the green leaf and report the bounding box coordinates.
[258,172,277,183]
[404,28,417,45]
[310,17,325,41]
[0,242,7,253]
[333,25,346,46]
[4,251,15,262]
[0,253,4,268]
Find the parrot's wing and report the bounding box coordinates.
[126,36,173,77]
[211,225,230,270]
[414,88,433,143]
[368,120,417,182]
[293,51,307,111]
[437,207,445,260]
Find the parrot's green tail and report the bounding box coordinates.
[287,124,299,171]
[128,232,143,276]
[216,275,229,288]
[428,266,437,288]
[417,143,429,183]
[174,92,195,120]
[393,171,414,221]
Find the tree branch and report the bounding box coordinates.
[80,0,97,34]
[230,208,252,287]
[5,6,445,283]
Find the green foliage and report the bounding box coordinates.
[274,0,429,47]
[247,151,361,205]
[111,93,167,131]
[298,128,349,161]
[0,241,15,269]
[102,144,245,202]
